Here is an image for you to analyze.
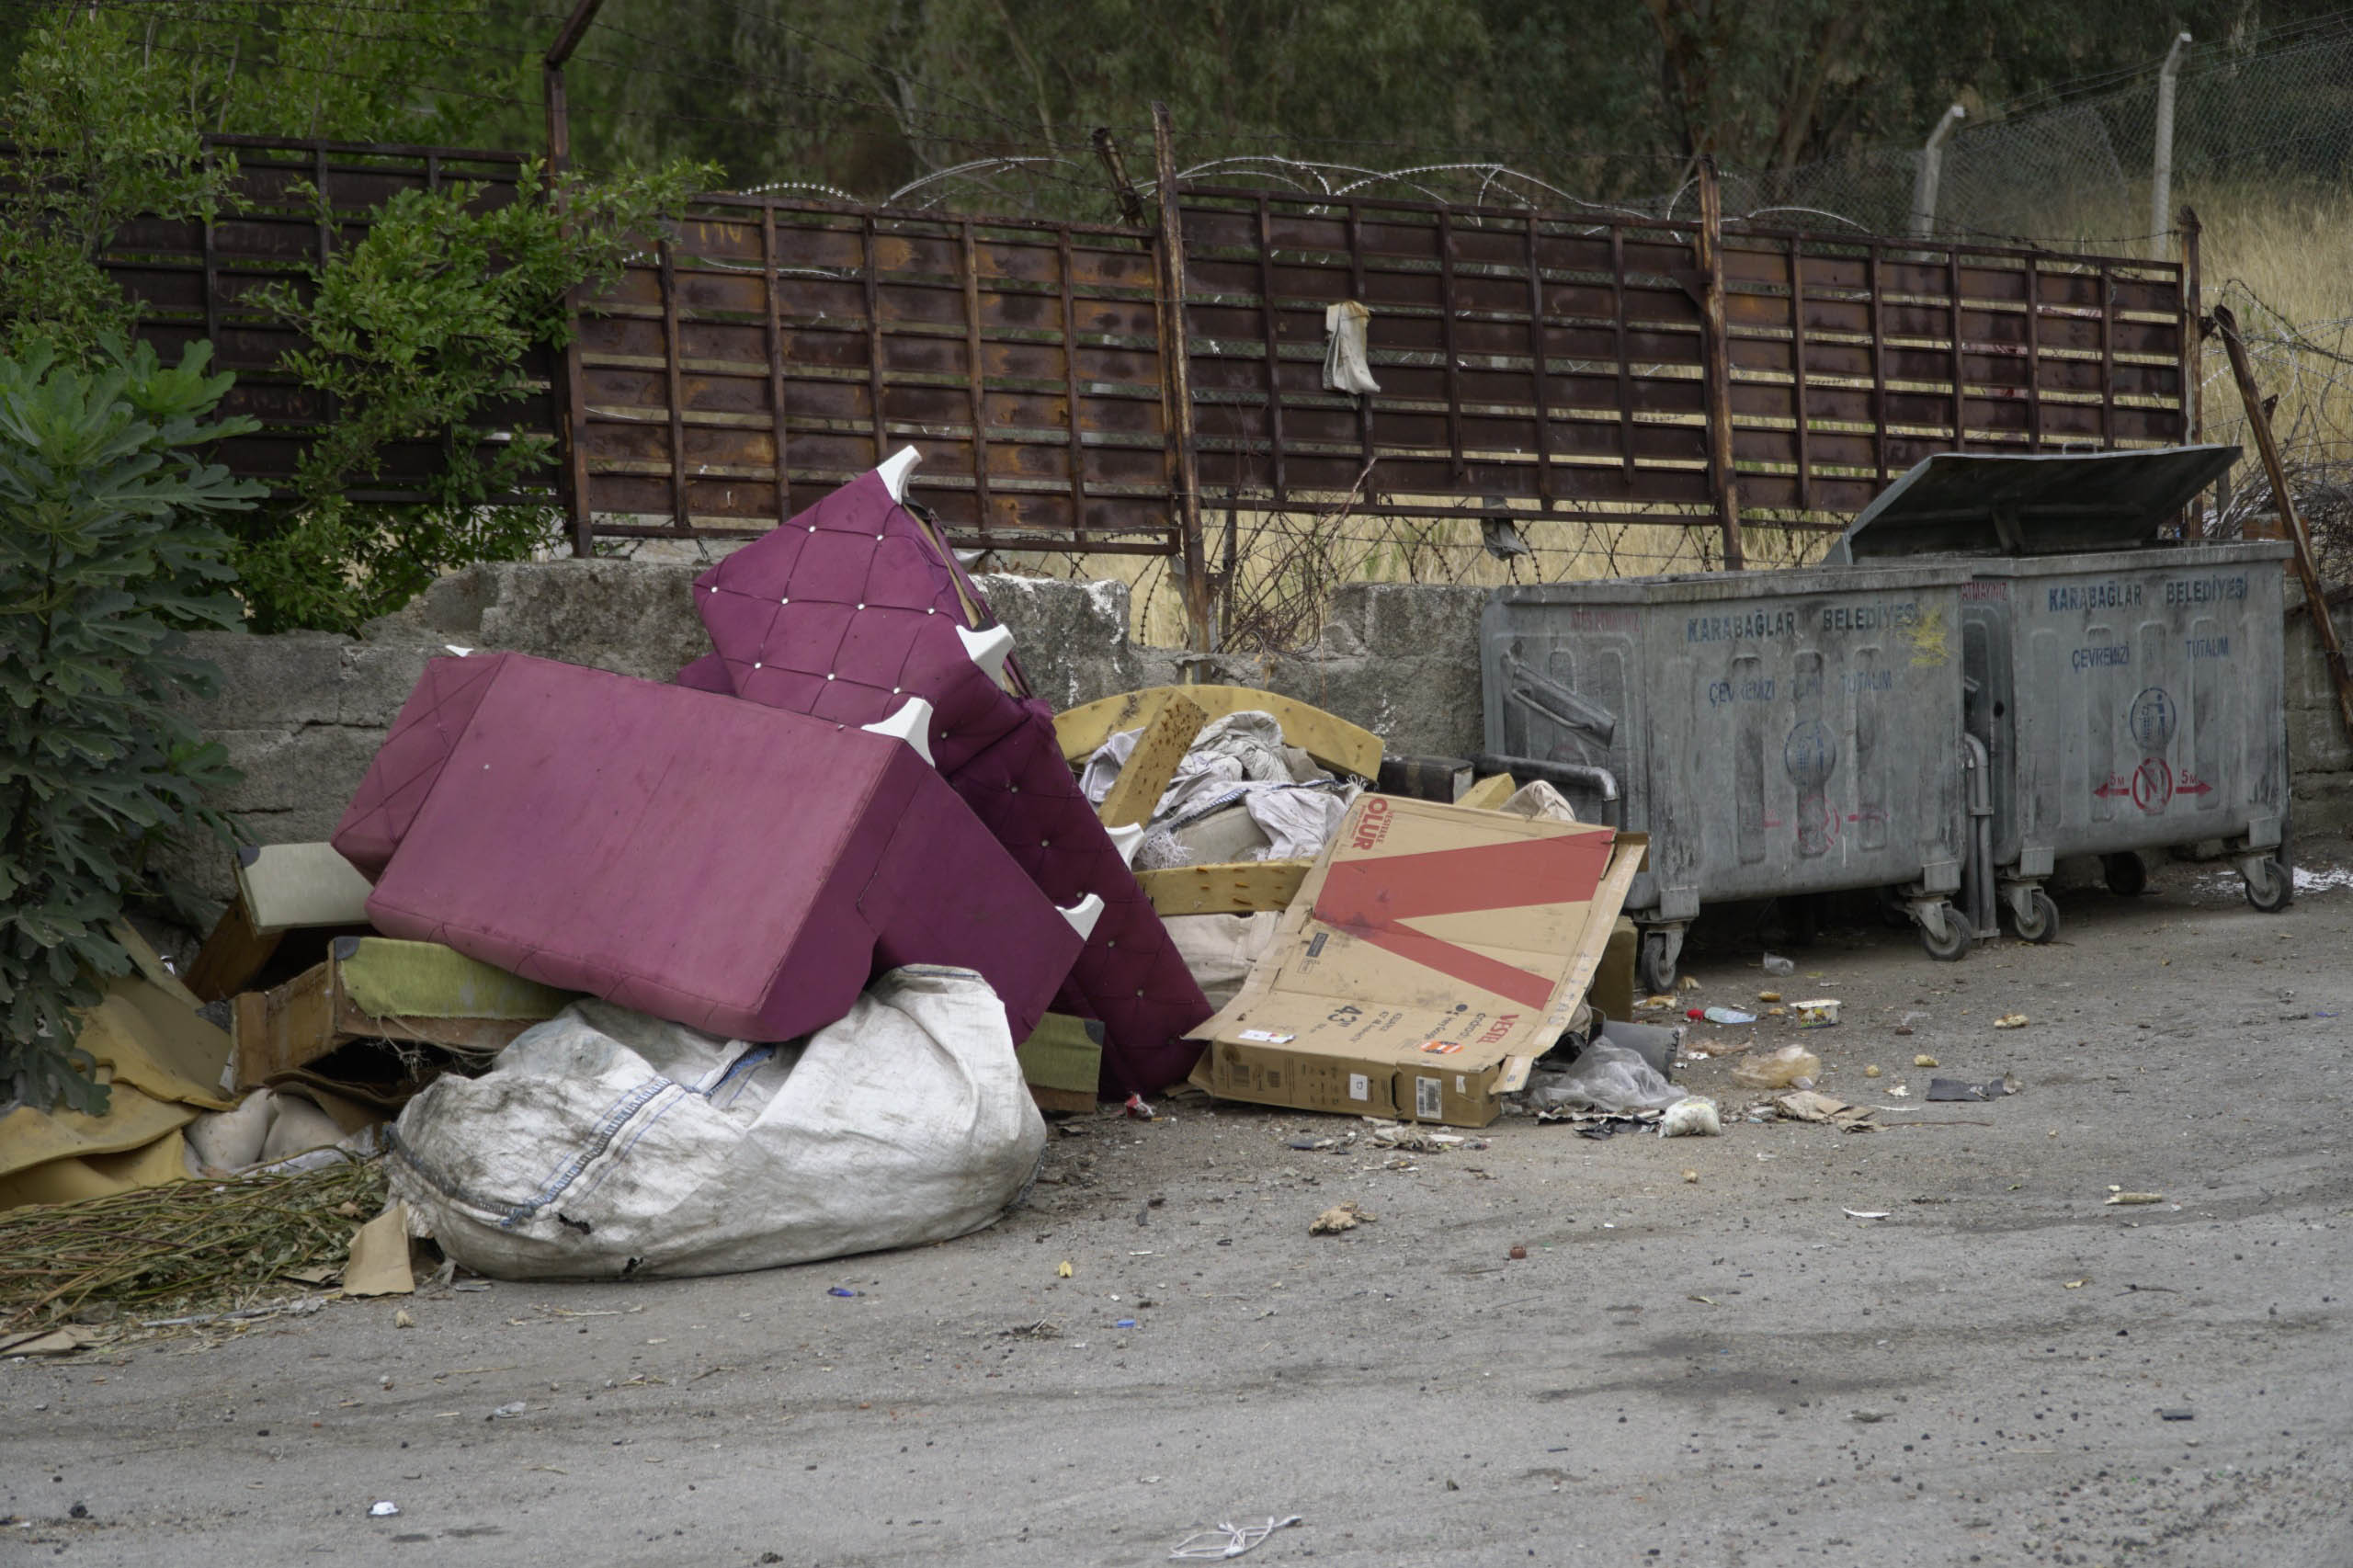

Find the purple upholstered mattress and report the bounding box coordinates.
[333,652,1083,1044]
[690,462,1211,1094]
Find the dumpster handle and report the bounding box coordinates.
[1961,733,1997,939]
[1472,752,1620,810]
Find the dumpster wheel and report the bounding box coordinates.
[1635,927,1683,994]
[1916,901,1971,962]
[2006,886,2061,944]
[2244,856,2293,914]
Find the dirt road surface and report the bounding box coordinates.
[7,851,2352,1567]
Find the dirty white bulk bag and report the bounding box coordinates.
[386,966,1045,1279]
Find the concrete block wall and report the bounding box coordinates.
[168,561,2352,912]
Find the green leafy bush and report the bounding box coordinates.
[237,163,705,634]
[0,338,261,1113]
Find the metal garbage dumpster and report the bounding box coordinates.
[1829,446,2293,938]
[1482,563,1978,992]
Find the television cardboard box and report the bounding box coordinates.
[1188,795,1644,1127]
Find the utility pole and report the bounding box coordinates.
[1908,104,1966,239]
[2151,31,2191,260]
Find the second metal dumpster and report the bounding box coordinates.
[1831,446,2293,938]
[1482,562,1979,992]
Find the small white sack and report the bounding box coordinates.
[387,966,1045,1279]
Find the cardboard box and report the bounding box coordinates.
[1189,796,1643,1127]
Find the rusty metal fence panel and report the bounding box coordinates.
[1177,187,1717,524]
[1720,232,2194,517]
[573,197,1177,554]
[104,135,547,502]
[1172,187,2191,530]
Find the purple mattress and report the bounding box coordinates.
[690,461,1211,1094]
[332,652,1083,1044]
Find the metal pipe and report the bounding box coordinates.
[1908,105,1966,239]
[1962,733,1996,938]
[2152,32,2191,260]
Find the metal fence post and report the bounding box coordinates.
[2152,31,2191,260]
[2178,203,2205,534]
[544,0,607,556]
[1909,105,1965,239]
[1151,103,1213,651]
[1695,155,1745,571]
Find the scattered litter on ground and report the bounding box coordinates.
[2106,1191,2165,1206]
[1995,1013,2029,1029]
[1851,1409,1893,1423]
[1913,1054,1939,1068]
[1842,1208,1892,1221]
[1927,1076,2019,1102]
[1791,999,1841,1028]
[2158,1408,2197,1421]
[1310,1203,1373,1234]
[1168,1515,1302,1560]
[1863,1064,1882,1078]
[1659,1098,1722,1137]
[1732,1045,1820,1090]
[1762,954,1795,976]
[1774,1092,1878,1131]
[1682,1168,1699,1183]
[369,1502,400,1518]
[1507,1244,1527,1260]
[1700,1006,1756,1025]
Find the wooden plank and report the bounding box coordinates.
[1096,693,1209,829]
[1455,773,1518,812]
[1135,858,1311,916]
[233,960,337,1089]
[184,897,282,1004]
[1054,684,1382,778]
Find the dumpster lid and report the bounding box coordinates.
[1832,446,2240,560]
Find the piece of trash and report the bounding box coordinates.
[1913,1054,1938,1068]
[1123,1093,1155,1120]
[1893,1025,1915,1037]
[1659,1097,1722,1137]
[1764,1006,1786,1018]
[1863,1064,1881,1078]
[369,1501,400,1518]
[1756,991,1783,1003]
[827,1286,860,1298]
[1682,1168,1699,1183]
[1850,1410,1893,1424]
[1886,1084,1910,1097]
[1927,1076,2018,1102]
[1507,1244,1527,1260]
[1791,998,1841,1028]
[2106,1191,2165,1206]
[1688,1294,1717,1305]
[1773,1091,1876,1130]
[393,1310,415,1329]
[1284,1136,1335,1151]
[2157,1408,2196,1421]
[1686,1007,1704,1021]
[1310,1202,1374,1235]
[1732,1044,1820,1089]
[1995,1013,2029,1029]
[2063,1278,2089,1289]
[1169,1514,1302,1561]
[1677,976,1701,992]
[1056,1261,1074,1278]
[1702,1006,1756,1025]
[1115,1318,1138,1328]
[1762,953,1795,976]
[1638,994,1676,1010]
[1842,1208,1891,1220]
[489,1401,527,1419]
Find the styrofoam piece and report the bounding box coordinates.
[860,697,938,766]
[877,445,920,502]
[955,622,1015,684]
[1059,892,1105,941]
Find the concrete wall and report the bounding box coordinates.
[169,560,2352,912]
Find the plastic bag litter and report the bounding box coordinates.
[1659,1097,1722,1137]
[1522,1038,1687,1115]
[386,966,1044,1279]
[1732,1043,1822,1090]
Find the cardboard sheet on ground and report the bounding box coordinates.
[1191,796,1643,1126]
